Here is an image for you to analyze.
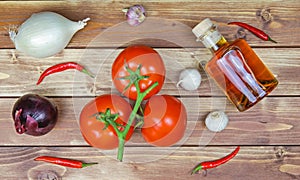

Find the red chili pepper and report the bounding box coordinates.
[228,22,277,43]
[36,62,94,85]
[34,156,97,168]
[191,146,240,175]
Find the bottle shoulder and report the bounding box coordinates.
[207,39,248,62]
[217,39,250,52]
[229,38,249,47]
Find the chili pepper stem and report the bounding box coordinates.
[36,62,94,85]
[34,156,97,168]
[268,37,277,44]
[81,162,98,168]
[81,68,95,78]
[228,22,277,44]
[191,146,240,175]
[191,165,203,174]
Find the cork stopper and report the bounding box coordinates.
[192,18,214,38]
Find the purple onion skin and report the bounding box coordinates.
[12,94,58,136]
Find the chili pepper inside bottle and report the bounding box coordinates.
[192,18,278,111]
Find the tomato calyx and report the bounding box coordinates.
[88,81,159,162]
[118,62,149,95]
[94,108,123,131]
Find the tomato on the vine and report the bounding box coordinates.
[79,94,134,150]
[111,45,165,100]
[141,95,187,146]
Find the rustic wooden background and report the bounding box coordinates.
[0,0,299,179]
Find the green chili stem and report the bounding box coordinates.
[116,81,159,161]
[191,165,203,174]
[81,162,98,168]
[81,68,95,78]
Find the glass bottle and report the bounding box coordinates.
[192,18,278,112]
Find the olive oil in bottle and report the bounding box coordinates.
[192,18,278,111]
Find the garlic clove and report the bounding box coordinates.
[177,68,201,91]
[9,11,90,58]
[205,111,229,132]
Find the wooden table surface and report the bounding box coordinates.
[1,0,299,179]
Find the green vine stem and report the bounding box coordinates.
[116,81,158,161]
[104,63,159,161]
[93,73,158,161]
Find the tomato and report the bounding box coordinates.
[141,95,187,146]
[79,94,134,150]
[111,45,165,100]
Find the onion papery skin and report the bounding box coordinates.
[12,94,58,136]
[10,11,89,58]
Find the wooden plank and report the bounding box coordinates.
[0,146,299,179]
[0,1,298,180]
[1,97,299,146]
[0,0,299,48]
[0,48,298,97]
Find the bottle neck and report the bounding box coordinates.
[198,27,228,53]
[209,36,228,53]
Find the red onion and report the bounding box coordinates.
[12,94,58,136]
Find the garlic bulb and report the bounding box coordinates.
[205,111,229,132]
[177,68,202,91]
[122,5,146,26]
[9,11,90,58]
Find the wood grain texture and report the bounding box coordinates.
[0,0,299,179]
[0,146,299,180]
[1,97,299,146]
[0,0,299,48]
[0,48,298,97]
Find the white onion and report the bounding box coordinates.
[177,68,201,91]
[9,11,90,58]
[205,111,229,132]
